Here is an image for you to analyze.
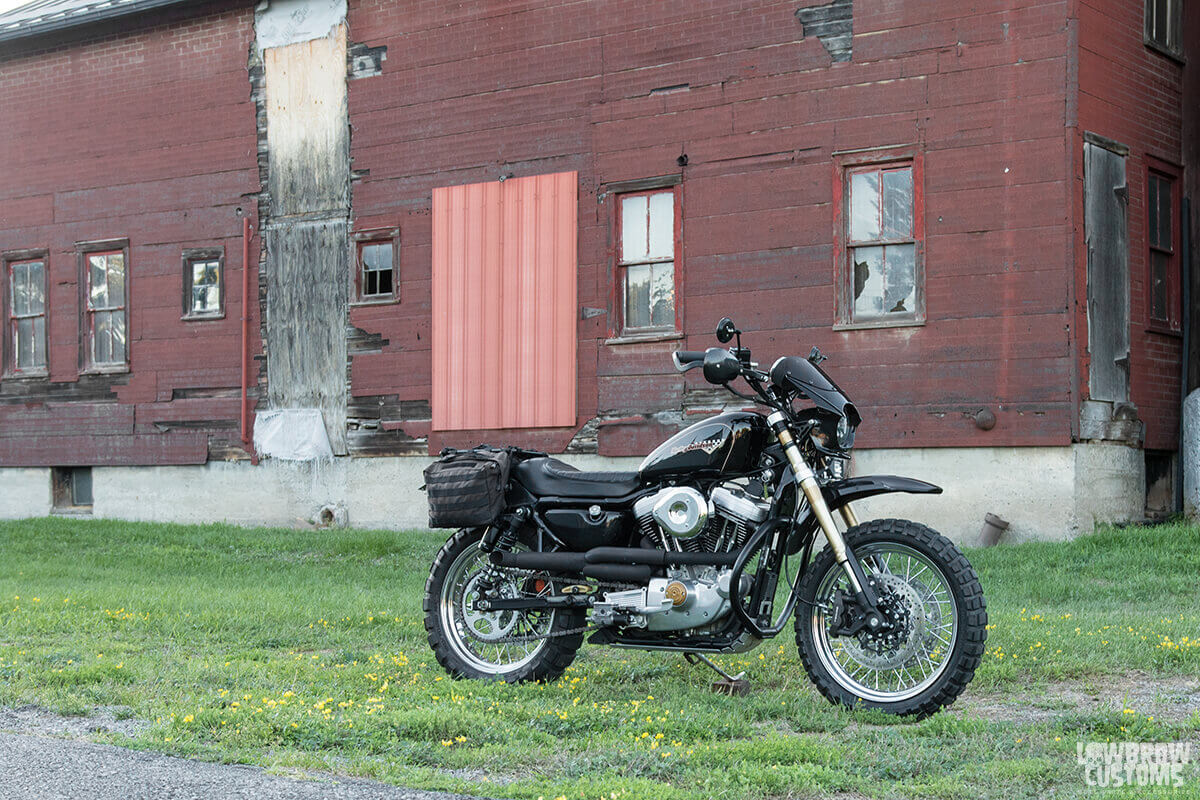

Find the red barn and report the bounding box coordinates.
[0,0,1195,540]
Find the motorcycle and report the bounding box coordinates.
[422,318,987,717]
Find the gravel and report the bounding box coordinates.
[0,708,493,800]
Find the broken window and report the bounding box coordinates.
[84,249,128,369]
[618,188,680,334]
[1144,0,1182,59]
[6,257,48,375]
[845,162,921,324]
[1147,168,1179,330]
[357,238,396,301]
[182,250,223,318]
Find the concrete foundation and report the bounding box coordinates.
[0,446,1144,542]
[1184,389,1200,518]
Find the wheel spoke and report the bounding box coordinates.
[810,539,961,704]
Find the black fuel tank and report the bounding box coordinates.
[638,411,769,482]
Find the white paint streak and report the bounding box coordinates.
[255,0,346,51]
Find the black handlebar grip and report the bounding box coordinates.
[675,351,706,363]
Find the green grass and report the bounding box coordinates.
[1,518,1198,799]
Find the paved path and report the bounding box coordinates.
[0,732,490,800]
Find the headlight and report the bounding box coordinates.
[836,416,855,449]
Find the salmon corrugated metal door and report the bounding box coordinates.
[432,172,577,431]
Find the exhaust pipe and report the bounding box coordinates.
[490,546,737,575]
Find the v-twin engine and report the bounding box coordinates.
[596,484,772,631]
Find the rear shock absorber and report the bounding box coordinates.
[480,507,529,553]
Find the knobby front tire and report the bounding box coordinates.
[795,518,987,718]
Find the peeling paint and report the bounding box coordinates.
[796,0,852,62]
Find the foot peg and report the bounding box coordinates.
[684,652,750,696]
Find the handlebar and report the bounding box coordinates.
[672,351,707,372]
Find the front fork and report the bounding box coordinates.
[766,412,885,633]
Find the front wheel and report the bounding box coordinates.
[795,518,987,718]
[423,527,585,683]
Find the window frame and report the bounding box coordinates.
[351,228,400,306]
[1145,160,1182,334]
[1,249,50,379]
[77,239,131,374]
[181,247,225,321]
[833,148,926,330]
[1144,0,1184,62]
[610,183,683,340]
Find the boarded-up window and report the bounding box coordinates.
[6,258,48,375]
[84,250,128,368]
[841,160,923,325]
[432,172,577,431]
[617,188,680,334]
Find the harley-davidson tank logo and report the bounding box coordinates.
[670,434,725,457]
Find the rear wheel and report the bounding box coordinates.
[423,527,585,682]
[795,518,986,717]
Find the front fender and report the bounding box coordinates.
[772,471,942,554]
[821,474,942,509]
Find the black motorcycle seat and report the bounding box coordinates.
[513,457,642,500]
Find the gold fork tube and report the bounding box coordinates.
[838,504,859,529]
[769,414,863,595]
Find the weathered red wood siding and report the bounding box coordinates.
[1074,0,1188,451]
[346,0,1080,455]
[0,1,260,466]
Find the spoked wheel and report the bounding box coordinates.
[795,518,987,718]
[423,527,585,682]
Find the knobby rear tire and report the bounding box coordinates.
[795,518,987,718]
[423,526,586,683]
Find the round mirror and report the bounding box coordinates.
[716,317,738,343]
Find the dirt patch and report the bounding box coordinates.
[0,705,150,739]
[956,673,1200,725]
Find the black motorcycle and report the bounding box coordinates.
[422,318,986,717]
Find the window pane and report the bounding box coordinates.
[1159,178,1172,249]
[107,254,125,307]
[33,316,46,368]
[624,263,651,329]
[11,263,30,317]
[205,286,220,311]
[363,243,391,271]
[852,245,885,318]
[849,171,881,242]
[881,168,913,239]
[192,261,208,287]
[93,312,112,363]
[883,244,916,314]
[1148,176,1161,248]
[620,195,648,262]
[649,262,675,327]
[376,269,393,296]
[1151,250,1168,320]
[111,311,126,363]
[28,261,44,314]
[647,191,674,259]
[16,318,34,368]
[89,255,108,309]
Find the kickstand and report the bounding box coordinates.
[684,652,750,696]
